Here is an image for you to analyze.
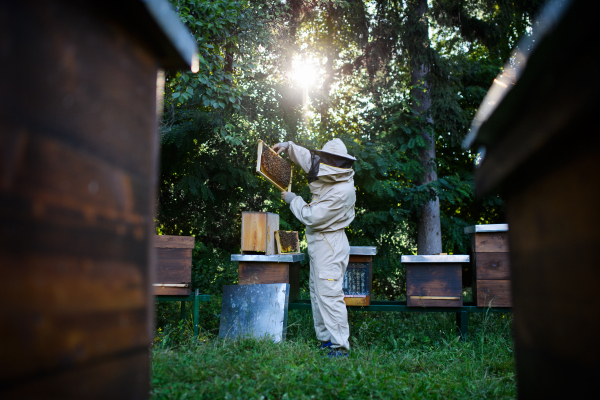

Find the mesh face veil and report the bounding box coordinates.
[307,150,355,183]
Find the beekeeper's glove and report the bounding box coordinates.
[273,142,289,155]
[281,191,297,204]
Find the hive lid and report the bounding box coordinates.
[464,224,508,234]
[349,246,377,255]
[401,255,469,263]
[231,254,305,263]
[104,0,198,71]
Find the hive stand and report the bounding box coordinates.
[289,252,511,340]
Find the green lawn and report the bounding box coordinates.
[151,305,515,399]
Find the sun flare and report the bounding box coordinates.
[290,57,319,87]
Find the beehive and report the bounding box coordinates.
[256,140,293,192]
[465,224,512,307]
[275,231,300,254]
[241,212,279,255]
[343,247,377,307]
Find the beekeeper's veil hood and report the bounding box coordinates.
[307,138,356,183]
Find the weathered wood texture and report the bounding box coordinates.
[470,1,600,395]
[507,150,600,398]
[153,235,194,249]
[474,252,511,280]
[241,212,279,255]
[475,280,512,307]
[0,1,163,396]
[153,236,194,295]
[471,232,509,253]
[406,264,462,307]
[238,262,299,302]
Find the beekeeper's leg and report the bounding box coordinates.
[312,230,350,350]
[309,260,330,342]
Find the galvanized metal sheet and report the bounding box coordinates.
[349,246,377,255]
[401,255,470,263]
[231,254,305,263]
[464,224,509,234]
[219,283,289,342]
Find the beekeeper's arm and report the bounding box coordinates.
[286,193,346,231]
[273,141,312,173]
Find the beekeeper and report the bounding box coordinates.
[273,139,356,357]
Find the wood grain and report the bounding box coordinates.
[349,255,372,263]
[344,295,370,307]
[238,262,290,284]
[152,286,191,296]
[406,264,462,307]
[241,212,279,255]
[238,262,299,302]
[2,351,149,400]
[476,280,512,307]
[0,1,160,395]
[153,235,194,249]
[241,212,266,253]
[472,232,509,252]
[155,248,192,284]
[474,252,511,280]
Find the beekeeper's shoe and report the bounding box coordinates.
[318,341,332,350]
[327,349,348,358]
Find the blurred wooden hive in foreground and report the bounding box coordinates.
[275,231,300,254]
[256,140,293,192]
[0,0,197,398]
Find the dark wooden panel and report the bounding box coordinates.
[2,351,149,400]
[474,252,511,280]
[153,235,194,249]
[238,262,290,284]
[288,262,300,303]
[155,248,192,283]
[0,1,161,396]
[0,306,149,383]
[472,232,509,253]
[153,286,191,296]
[507,149,600,398]
[476,280,512,307]
[406,264,462,307]
[349,255,372,263]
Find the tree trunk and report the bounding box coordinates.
[408,0,442,255]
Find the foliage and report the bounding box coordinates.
[156,0,542,299]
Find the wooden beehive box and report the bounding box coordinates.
[403,255,468,307]
[153,235,195,296]
[465,224,512,307]
[241,212,279,255]
[275,231,300,254]
[233,254,303,303]
[343,246,376,307]
[0,1,197,397]
[256,140,293,192]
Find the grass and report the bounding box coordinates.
[151,301,515,399]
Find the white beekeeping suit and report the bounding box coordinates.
[275,138,356,353]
